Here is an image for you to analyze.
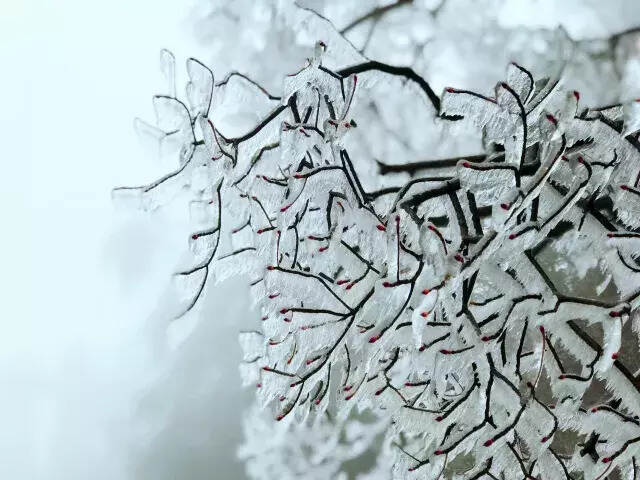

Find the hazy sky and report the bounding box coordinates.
[1,1,251,478]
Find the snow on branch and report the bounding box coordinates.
[115,36,640,480]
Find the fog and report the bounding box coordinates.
[1,1,250,478]
[2,1,639,479]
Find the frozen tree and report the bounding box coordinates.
[115,3,640,479]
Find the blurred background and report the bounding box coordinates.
[1,0,638,479]
[1,0,253,478]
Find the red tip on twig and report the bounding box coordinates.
[546,114,558,125]
[369,335,380,344]
[559,375,566,380]
[541,436,548,443]
[420,311,429,318]
[419,344,426,352]
[609,311,620,318]
[607,233,615,238]
[376,224,386,231]
[422,288,430,295]
[440,349,451,355]
[445,87,456,93]
[621,185,629,191]
[500,203,510,210]
[508,234,516,240]
[280,308,289,314]
[612,352,619,360]
[191,234,199,240]
[383,281,392,288]
[434,450,444,456]
[573,91,580,101]
[481,336,490,342]
[454,254,464,262]
[592,407,598,413]
[602,457,611,464]
[462,161,471,168]
[435,416,443,422]
[276,415,284,421]
[267,265,275,270]
[483,439,494,447]
[539,326,545,334]
[374,388,385,396]
[294,173,302,179]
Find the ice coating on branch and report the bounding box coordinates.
[117,39,640,480]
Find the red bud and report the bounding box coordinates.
[376,224,386,231]
[369,335,380,344]
[483,439,494,447]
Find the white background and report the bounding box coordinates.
[1,1,251,478]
